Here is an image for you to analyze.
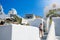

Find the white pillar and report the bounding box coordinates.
[47,17,50,32]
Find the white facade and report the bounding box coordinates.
[7,8,18,20]
[0,5,18,20]
[0,24,40,40]
[47,17,60,40]
[22,14,36,24]
[22,18,36,25]
[22,14,45,27]
[8,8,17,17]
[52,17,60,36]
[0,5,7,20]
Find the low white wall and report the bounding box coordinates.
[0,25,12,40]
[52,17,60,36]
[29,18,42,27]
[0,24,40,40]
[46,21,56,40]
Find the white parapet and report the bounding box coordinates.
[46,21,56,40]
[0,25,12,40]
[52,17,60,40]
[0,24,40,40]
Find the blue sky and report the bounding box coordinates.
[0,0,60,17]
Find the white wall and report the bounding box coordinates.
[52,17,60,36]
[0,24,40,40]
[0,25,12,40]
[12,24,40,40]
[29,18,42,27]
[46,21,56,40]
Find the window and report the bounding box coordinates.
[25,14,33,19]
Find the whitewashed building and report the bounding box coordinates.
[22,14,36,24]
[8,8,17,18]
[0,5,18,21]
[22,14,45,28]
[0,5,7,20]
[0,5,45,28]
[44,3,60,32]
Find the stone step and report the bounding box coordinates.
[41,34,48,40]
[56,36,60,40]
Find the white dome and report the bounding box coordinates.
[8,8,17,15]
